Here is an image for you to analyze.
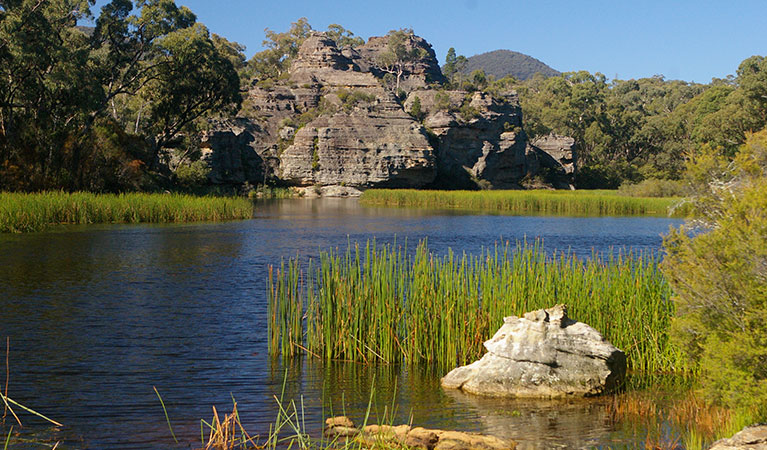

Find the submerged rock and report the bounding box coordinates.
[441,304,626,398]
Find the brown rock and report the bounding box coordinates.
[709,425,767,450]
[410,90,528,189]
[279,94,436,188]
[200,31,572,191]
[405,427,440,450]
[324,416,359,438]
[434,430,516,450]
[527,134,577,189]
[360,424,411,446]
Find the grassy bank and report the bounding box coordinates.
[359,189,685,217]
[0,191,254,233]
[268,239,685,375]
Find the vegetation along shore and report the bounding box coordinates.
[360,189,685,217]
[0,191,253,233]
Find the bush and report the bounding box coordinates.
[409,96,425,121]
[459,103,480,122]
[618,178,687,197]
[337,88,376,112]
[662,130,767,420]
[175,160,211,187]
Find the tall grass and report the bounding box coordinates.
[359,189,686,217]
[268,239,686,375]
[0,191,254,233]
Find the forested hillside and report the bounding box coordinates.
[461,49,559,80]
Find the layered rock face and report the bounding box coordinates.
[527,134,577,189]
[202,31,575,191]
[406,90,528,189]
[441,305,626,398]
[200,119,268,185]
[280,96,435,187]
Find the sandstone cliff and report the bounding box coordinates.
[201,30,575,192]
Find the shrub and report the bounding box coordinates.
[618,178,687,198]
[409,96,425,121]
[337,89,376,112]
[459,103,480,122]
[662,130,767,420]
[175,160,211,187]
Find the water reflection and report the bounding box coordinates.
[0,199,683,449]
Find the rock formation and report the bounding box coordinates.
[441,304,626,398]
[709,425,767,450]
[405,90,528,189]
[526,134,577,189]
[200,30,576,193]
[324,416,516,450]
[279,94,436,188]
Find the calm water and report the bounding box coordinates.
[0,199,683,449]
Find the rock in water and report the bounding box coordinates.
[709,425,767,450]
[441,304,626,398]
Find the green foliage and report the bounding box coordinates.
[409,96,425,121]
[325,23,364,48]
[311,136,320,171]
[663,130,767,419]
[269,239,679,374]
[515,55,767,188]
[458,98,480,121]
[0,191,253,233]
[374,29,428,92]
[360,189,682,217]
[248,17,312,81]
[461,49,560,81]
[0,0,241,192]
[434,91,452,111]
[618,178,687,198]
[175,160,210,187]
[442,47,457,81]
[337,88,376,112]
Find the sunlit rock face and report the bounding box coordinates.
[203,32,576,191]
[441,304,626,398]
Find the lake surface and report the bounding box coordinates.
[0,199,683,449]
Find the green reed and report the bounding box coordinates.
[0,191,254,233]
[359,189,686,217]
[268,239,688,375]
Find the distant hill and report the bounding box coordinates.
[461,49,560,81]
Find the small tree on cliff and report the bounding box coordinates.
[374,29,427,92]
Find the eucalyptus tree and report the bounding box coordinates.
[374,28,427,92]
[0,0,241,190]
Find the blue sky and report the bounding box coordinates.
[91,0,765,83]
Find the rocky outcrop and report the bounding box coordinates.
[200,119,271,185]
[356,34,446,88]
[526,134,577,189]
[279,93,435,188]
[441,304,626,398]
[324,416,516,450]
[407,90,528,189]
[709,425,767,450]
[201,30,575,191]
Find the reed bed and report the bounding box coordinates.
[359,189,685,217]
[0,191,254,233]
[268,239,685,375]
